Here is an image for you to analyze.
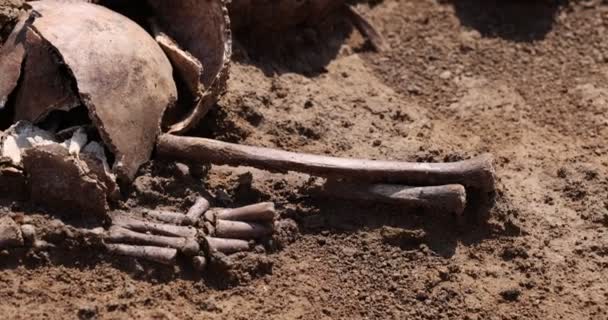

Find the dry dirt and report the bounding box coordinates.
[1,0,608,319]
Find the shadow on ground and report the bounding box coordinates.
[440,0,568,42]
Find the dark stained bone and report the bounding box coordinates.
[204,236,250,254]
[185,197,210,225]
[214,202,276,222]
[105,226,200,256]
[214,220,274,239]
[105,243,177,265]
[111,214,197,238]
[156,134,496,191]
[320,181,467,215]
[0,216,23,248]
[22,144,111,218]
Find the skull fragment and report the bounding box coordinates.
[0,0,231,217]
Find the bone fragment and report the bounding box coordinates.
[111,214,197,238]
[68,127,87,158]
[105,243,177,265]
[204,236,250,254]
[214,220,273,239]
[321,181,467,215]
[156,134,496,192]
[185,197,210,225]
[0,216,23,248]
[192,256,207,271]
[145,210,192,225]
[20,224,36,244]
[215,202,276,222]
[344,5,388,52]
[106,226,200,256]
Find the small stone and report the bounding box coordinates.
[439,70,452,80]
[20,224,36,243]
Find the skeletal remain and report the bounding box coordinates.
[20,224,36,244]
[185,197,210,225]
[320,181,467,215]
[157,134,496,192]
[0,216,23,248]
[105,226,200,256]
[214,202,276,222]
[214,220,274,239]
[204,236,251,254]
[145,210,193,226]
[68,127,87,158]
[192,256,207,272]
[105,243,177,265]
[111,214,197,238]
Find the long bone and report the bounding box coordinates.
[204,236,251,254]
[105,226,200,256]
[105,243,177,265]
[213,202,276,222]
[214,220,274,239]
[156,134,496,192]
[111,214,197,238]
[320,181,467,215]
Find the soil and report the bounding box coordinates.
[1,0,608,319]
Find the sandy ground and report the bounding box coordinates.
[1,0,607,319]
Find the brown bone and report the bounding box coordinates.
[145,210,193,226]
[214,202,276,222]
[111,214,197,238]
[204,236,250,254]
[156,134,496,191]
[320,181,467,215]
[185,197,210,225]
[105,243,177,265]
[214,220,274,239]
[105,226,199,256]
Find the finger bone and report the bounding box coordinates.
[105,243,177,265]
[204,236,250,255]
[215,202,276,222]
[106,226,199,256]
[214,220,273,239]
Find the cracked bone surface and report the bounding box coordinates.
[320,181,467,215]
[1,121,117,217]
[156,134,496,192]
[105,243,178,265]
[105,226,200,256]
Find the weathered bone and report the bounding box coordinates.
[0,216,24,248]
[105,226,199,256]
[157,134,496,191]
[321,181,467,215]
[204,236,250,254]
[111,214,197,238]
[214,220,274,239]
[214,202,276,222]
[105,243,177,265]
[185,197,210,225]
[145,210,192,226]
